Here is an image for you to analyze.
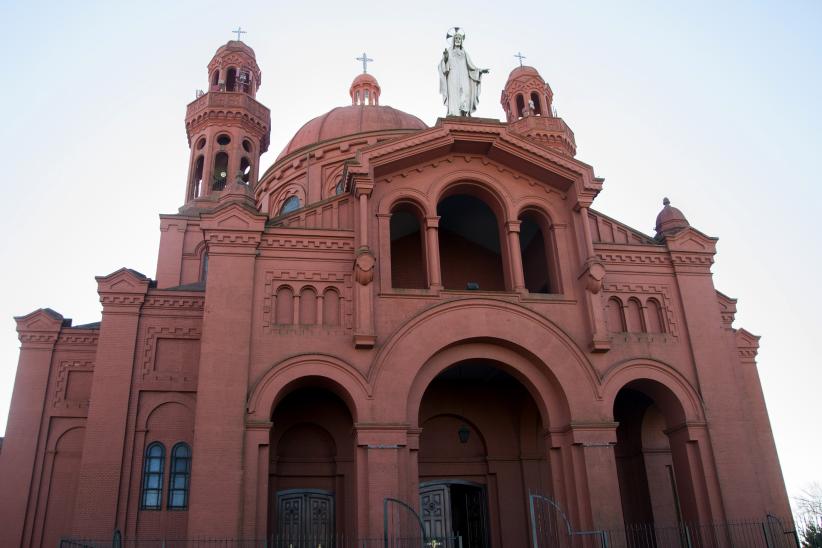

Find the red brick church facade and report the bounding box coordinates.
[0,40,791,546]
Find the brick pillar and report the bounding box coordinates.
[156,217,188,289]
[187,200,265,537]
[72,269,150,538]
[567,424,624,532]
[354,425,409,539]
[0,309,63,547]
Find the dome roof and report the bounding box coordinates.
[507,65,542,80]
[352,73,378,86]
[655,198,690,237]
[277,105,427,160]
[214,40,256,59]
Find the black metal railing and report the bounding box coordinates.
[60,536,463,548]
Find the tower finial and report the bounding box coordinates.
[663,197,671,206]
[514,52,527,67]
[233,26,247,41]
[356,52,373,74]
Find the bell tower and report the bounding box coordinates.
[184,39,271,202]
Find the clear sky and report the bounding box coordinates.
[1,0,820,510]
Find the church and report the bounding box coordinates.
[0,35,792,547]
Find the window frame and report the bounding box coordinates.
[140,442,165,510]
[167,442,192,510]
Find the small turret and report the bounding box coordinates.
[183,39,271,203]
[501,65,576,157]
[655,198,690,239]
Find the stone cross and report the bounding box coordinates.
[233,27,247,41]
[356,52,374,73]
[514,52,527,67]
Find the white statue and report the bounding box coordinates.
[438,27,489,117]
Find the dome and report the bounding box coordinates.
[506,65,542,81]
[214,40,256,59]
[655,198,690,237]
[277,105,427,160]
[351,73,378,86]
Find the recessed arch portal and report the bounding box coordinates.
[437,192,505,291]
[417,358,552,548]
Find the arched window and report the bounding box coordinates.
[141,442,165,510]
[519,211,557,294]
[607,297,626,333]
[516,94,525,118]
[212,152,229,191]
[645,298,665,333]
[226,67,237,92]
[240,157,252,184]
[168,443,192,510]
[390,204,427,289]
[191,155,204,199]
[323,288,340,326]
[626,298,645,332]
[275,286,294,324]
[211,71,219,89]
[300,287,317,325]
[530,92,542,115]
[200,253,208,282]
[438,193,505,291]
[280,196,301,215]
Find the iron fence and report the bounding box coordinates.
[599,519,799,548]
[60,536,462,548]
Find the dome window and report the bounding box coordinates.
[217,134,231,146]
[242,139,253,153]
[280,196,301,215]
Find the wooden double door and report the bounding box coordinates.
[276,489,334,546]
[420,481,490,548]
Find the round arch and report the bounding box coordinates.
[600,358,705,425]
[431,171,516,222]
[247,353,371,423]
[378,187,436,218]
[407,342,571,429]
[371,298,601,424]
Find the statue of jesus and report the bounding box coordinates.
[438,28,489,117]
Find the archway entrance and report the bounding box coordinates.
[613,380,704,545]
[268,385,355,544]
[418,359,551,548]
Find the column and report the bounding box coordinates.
[425,217,443,290]
[506,220,526,291]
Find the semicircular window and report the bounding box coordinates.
[279,196,301,215]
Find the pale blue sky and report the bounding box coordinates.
[1,0,820,507]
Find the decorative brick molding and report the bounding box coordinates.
[603,282,679,338]
[141,326,202,382]
[58,332,99,346]
[260,236,354,250]
[596,251,672,266]
[53,360,94,410]
[262,270,353,333]
[143,296,205,311]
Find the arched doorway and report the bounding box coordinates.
[269,385,355,544]
[613,380,704,543]
[418,359,551,548]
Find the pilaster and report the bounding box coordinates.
[72,269,150,538]
[0,309,63,548]
[187,200,265,537]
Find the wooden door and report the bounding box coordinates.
[420,483,453,541]
[276,489,334,546]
